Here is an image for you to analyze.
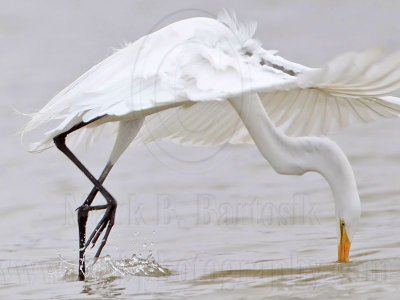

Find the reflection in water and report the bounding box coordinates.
[194,258,400,297]
[82,278,124,299]
[197,262,358,280]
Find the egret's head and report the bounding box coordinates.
[336,195,361,263]
[315,137,361,263]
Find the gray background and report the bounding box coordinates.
[1,1,400,299]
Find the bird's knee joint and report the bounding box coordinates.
[77,204,89,214]
[77,205,89,220]
[53,135,66,149]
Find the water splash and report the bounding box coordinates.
[59,253,172,281]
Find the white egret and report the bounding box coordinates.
[23,11,400,280]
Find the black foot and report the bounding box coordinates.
[77,203,115,280]
[85,201,117,260]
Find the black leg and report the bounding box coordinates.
[81,162,113,208]
[77,204,89,280]
[76,162,113,280]
[53,119,117,281]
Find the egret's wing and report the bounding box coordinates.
[263,50,400,136]
[24,12,400,151]
[134,50,400,146]
[262,92,400,137]
[133,101,247,146]
[24,16,297,151]
[23,17,253,146]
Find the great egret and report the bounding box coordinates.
[23,11,400,280]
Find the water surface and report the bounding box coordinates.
[1,1,400,299]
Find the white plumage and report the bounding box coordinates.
[23,10,400,278]
[24,11,400,151]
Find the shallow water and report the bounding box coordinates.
[1,1,400,299]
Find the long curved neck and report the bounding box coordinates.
[229,93,360,218]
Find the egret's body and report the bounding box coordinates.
[24,11,400,280]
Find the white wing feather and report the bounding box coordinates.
[23,12,400,151]
[133,48,400,146]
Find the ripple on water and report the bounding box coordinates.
[59,254,172,281]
